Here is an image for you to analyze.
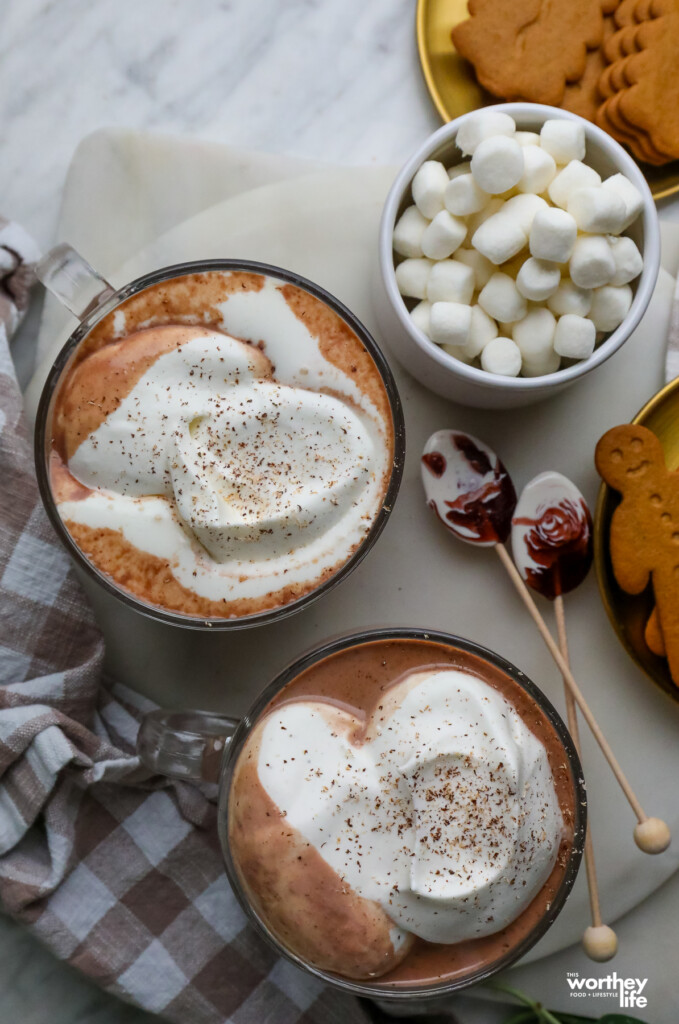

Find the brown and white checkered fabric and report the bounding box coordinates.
[0,217,384,1024]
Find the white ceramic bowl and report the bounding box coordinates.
[375,102,660,409]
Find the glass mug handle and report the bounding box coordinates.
[35,246,239,785]
[136,710,240,783]
[35,243,116,321]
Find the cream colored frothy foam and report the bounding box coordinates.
[256,667,564,945]
[58,279,390,605]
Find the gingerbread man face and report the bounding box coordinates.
[595,424,665,493]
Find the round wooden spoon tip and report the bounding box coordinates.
[583,924,618,962]
[634,817,671,854]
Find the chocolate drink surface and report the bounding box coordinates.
[228,637,576,986]
[48,270,395,620]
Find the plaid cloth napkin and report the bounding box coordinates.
[0,216,398,1024]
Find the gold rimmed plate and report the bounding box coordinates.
[594,379,679,703]
[416,0,679,200]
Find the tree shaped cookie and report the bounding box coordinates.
[453,0,611,106]
[615,2,679,160]
[562,12,617,120]
[596,424,679,685]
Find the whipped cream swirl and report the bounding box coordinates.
[256,668,564,944]
[58,278,390,604]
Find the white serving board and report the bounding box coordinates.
[29,131,679,1003]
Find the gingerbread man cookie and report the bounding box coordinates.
[644,604,666,656]
[596,424,679,684]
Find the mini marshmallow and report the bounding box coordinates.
[529,207,577,263]
[567,187,627,234]
[472,212,526,265]
[495,186,521,201]
[548,160,602,209]
[409,300,431,337]
[430,301,472,346]
[453,247,495,290]
[540,119,586,164]
[589,284,633,331]
[471,136,524,194]
[516,257,561,301]
[570,235,615,289]
[522,347,562,376]
[517,146,557,195]
[481,337,522,376]
[467,197,504,236]
[503,194,548,234]
[501,251,530,280]
[393,205,429,258]
[448,162,471,180]
[547,279,592,316]
[465,304,498,357]
[607,234,643,285]
[395,257,433,299]
[513,307,557,361]
[602,173,644,230]
[412,160,449,218]
[441,344,473,364]
[554,314,596,359]
[515,131,540,147]
[427,259,475,304]
[478,272,527,323]
[456,111,516,156]
[421,210,467,259]
[445,173,489,216]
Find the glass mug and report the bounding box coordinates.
[34,246,405,631]
[137,627,586,1004]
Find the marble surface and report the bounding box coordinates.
[1,0,437,248]
[2,1,678,1022]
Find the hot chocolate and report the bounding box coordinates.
[46,270,396,620]
[227,636,579,988]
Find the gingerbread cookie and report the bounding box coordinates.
[634,0,663,20]
[562,13,617,120]
[596,12,672,167]
[645,605,666,656]
[598,60,628,99]
[593,0,679,163]
[595,98,661,164]
[614,2,679,159]
[599,0,659,95]
[452,0,610,106]
[611,91,673,160]
[596,424,679,685]
[597,92,670,163]
[603,23,640,61]
[613,0,644,27]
